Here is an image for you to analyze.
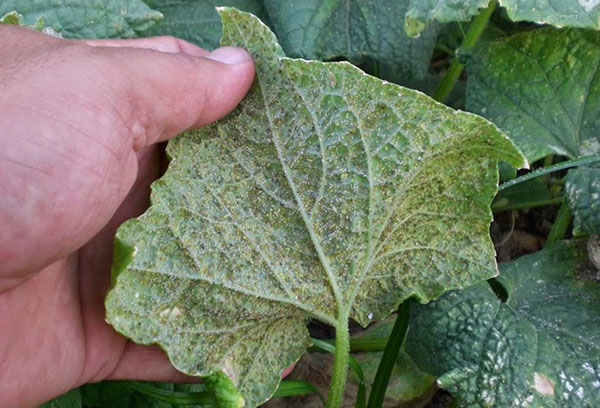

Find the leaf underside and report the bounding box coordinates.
[406,241,600,407]
[106,8,524,407]
[405,0,600,36]
[0,0,162,38]
[465,28,600,162]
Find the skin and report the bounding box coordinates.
[0,25,256,407]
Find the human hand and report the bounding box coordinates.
[0,25,254,407]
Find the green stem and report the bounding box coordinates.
[327,317,351,408]
[491,196,563,213]
[499,153,600,191]
[313,337,388,353]
[547,200,572,244]
[367,300,411,408]
[433,1,496,102]
[348,338,388,352]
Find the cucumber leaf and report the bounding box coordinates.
[105,8,525,407]
[143,0,268,49]
[406,241,600,407]
[0,0,162,38]
[566,167,600,234]
[263,0,441,86]
[406,0,600,36]
[465,28,600,162]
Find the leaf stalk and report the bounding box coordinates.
[326,316,351,408]
[433,1,496,102]
[366,300,411,408]
[547,200,572,244]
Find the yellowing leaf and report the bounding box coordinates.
[106,8,525,407]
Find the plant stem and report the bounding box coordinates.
[327,316,351,408]
[367,300,411,408]
[499,153,600,191]
[348,337,388,352]
[547,200,572,244]
[491,196,563,213]
[313,337,388,352]
[433,1,496,102]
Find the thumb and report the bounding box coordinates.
[92,41,255,150]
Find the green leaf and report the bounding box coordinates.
[143,0,268,49]
[272,380,325,403]
[0,0,162,38]
[263,0,441,85]
[405,0,600,36]
[566,167,600,234]
[465,27,600,162]
[38,389,81,408]
[405,241,600,407]
[106,7,525,407]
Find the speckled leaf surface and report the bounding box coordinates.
[465,28,600,162]
[143,0,267,49]
[405,242,600,407]
[0,0,162,38]
[566,167,600,235]
[106,7,525,407]
[263,0,440,86]
[406,0,600,36]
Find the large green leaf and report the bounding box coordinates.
[0,0,162,38]
[406,0,600,36]
[105,8,525,407]
[566,167,600,234]
[263,0,441,85]
[405,241,600,407]
[143,0,267,49]
[465,28,600,162]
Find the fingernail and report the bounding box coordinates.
[206,46,250,64]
